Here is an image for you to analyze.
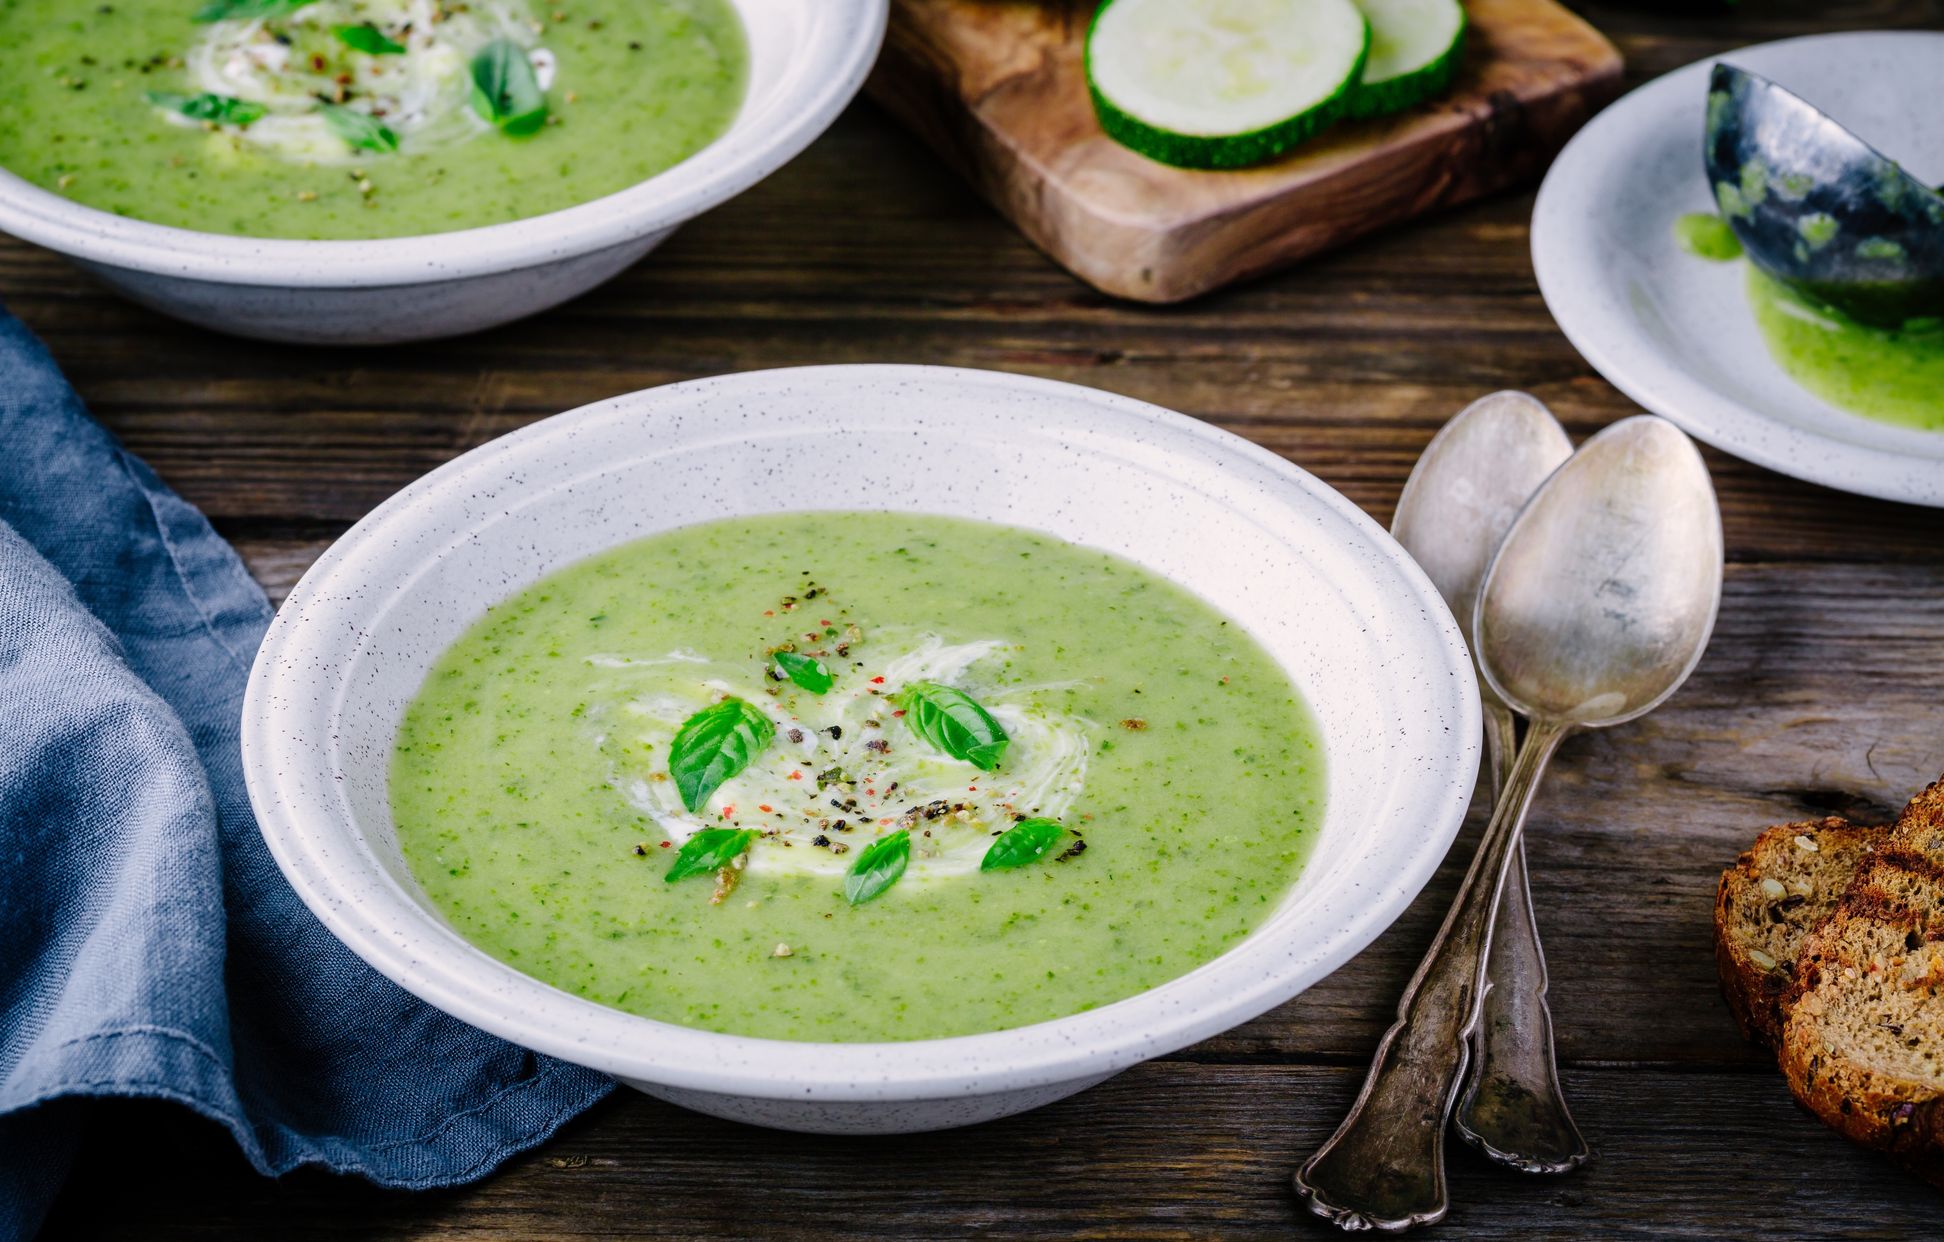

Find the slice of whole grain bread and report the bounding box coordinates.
[1778,847,1944,1189]
[1892,776,1944,858]
[1715,817,1885,1045]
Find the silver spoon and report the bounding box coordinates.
[1389,391,1588,1176]
[1294,416,1722,1231]
[1704,63,1944,328]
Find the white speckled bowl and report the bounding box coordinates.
[0,0,885,345]
[1532,32,1944,508]
[242,366,1480,1133]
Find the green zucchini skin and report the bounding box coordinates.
[1085,0,1371,171]
[1342,4,1468,121]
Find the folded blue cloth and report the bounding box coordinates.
[0,308,612,1238]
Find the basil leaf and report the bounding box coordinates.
[194,0,319,22]
[668,697,775,813]
[665,827,757,883]
[469,38,548,136]
[772,650,833,695]
[899,682,1009,771]
[146,91,265,126]
[320,103,399,153]
[981,818,1065,871]
[843,830,909,906]
[334,23,405,55]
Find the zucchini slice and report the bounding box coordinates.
[1344,0,1467,120]
[1086,0,1371,171]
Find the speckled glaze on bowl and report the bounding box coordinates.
[1532,32,1944,508]
[242,365,1480,1134]
[0,0,885,345]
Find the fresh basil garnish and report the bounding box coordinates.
[334,23,405,55]
[469,38,548,136]
[146,91,266,126]
[843,829,909,906]
[668,697,774,813]
[899,682,1009,771]
[772,650,834,695]
[194,0,319,22]
[320,103,399,153]
[981,818,1065,871]
[665,827,757,883]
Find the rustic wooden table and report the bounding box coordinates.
[18,3,1943,1236]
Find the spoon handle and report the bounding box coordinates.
[1293,720,1569,1232]
[1454,704,1591,1173]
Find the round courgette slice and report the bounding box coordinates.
[1086,0,1371,171]
[1344,0,1467,120]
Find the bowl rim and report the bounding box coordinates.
[242,364,1481,1101]
[0,0,888,288]
[1530,29,1944,509]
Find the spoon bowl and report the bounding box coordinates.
[1704,63,1944,327]
[1478,416,1724,729]
[1393,391,1574,667]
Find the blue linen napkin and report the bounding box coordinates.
[0,308,613,1239]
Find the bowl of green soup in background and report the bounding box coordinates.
[242,366,1481,1132]
[0,0,885,343]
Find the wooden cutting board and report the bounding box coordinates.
[865,0,1623,302]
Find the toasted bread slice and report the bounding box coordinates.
[1715,817,1885,1045]
[1892,776,1944,859]
[1779,849,1944,1189]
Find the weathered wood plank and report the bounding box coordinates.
[16,178,1935,563]
[1,13,1938,560]
[40,1061,1942,1239]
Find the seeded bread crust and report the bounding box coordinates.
[1892,776,1944,857]
[1714,817,1884,1045]
[1778,847,1944,1190]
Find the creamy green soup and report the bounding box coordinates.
[391,513,1326,1042]
[0,0,746,239]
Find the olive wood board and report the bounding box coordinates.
[865,0,1626,301]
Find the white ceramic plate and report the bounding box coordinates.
[243,366,1480,1134]
[1532,32,1944,508]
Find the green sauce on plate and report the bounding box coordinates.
[1745,266,1944,433]
[1674,212,1743,261]
[1673,212,1943,432]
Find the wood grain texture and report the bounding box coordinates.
[13,102,1939,563]
[38,1063,1944,1239]
[868,0,1624,301]
[12,2,1944,1235]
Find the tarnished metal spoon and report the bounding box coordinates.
[1704,63,1944,327]
[1390,392,1588,1176]
[1294,416,1722,1232]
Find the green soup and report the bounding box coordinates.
[391,513,1326,1042]
[0,0,746,239]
